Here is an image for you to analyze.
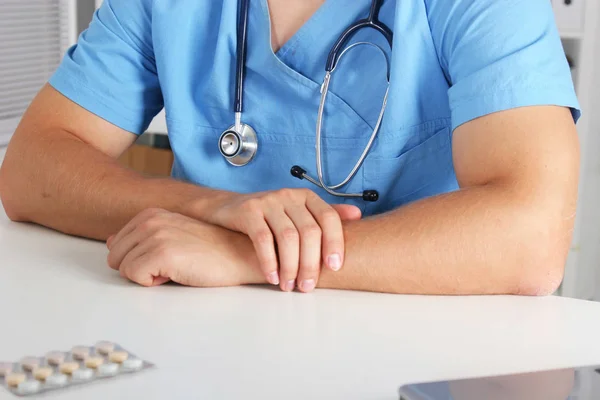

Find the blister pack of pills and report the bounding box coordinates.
[0,341,154,397]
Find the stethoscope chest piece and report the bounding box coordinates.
[219,123,258,167]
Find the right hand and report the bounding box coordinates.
[106,209,265,288]
[201,188,362,292]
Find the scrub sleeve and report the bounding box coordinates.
[48,0,162,135]
[425,0,581,130]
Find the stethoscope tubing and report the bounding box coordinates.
[234,0,251,114]
[222,0,393,202]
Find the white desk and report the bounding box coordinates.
[2,210,600,399]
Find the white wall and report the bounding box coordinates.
[587,27,600,300]
[0,147,7,166]
[559,0,600,300]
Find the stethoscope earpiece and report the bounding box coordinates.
[290,166,307,180]
[362,190,379,203]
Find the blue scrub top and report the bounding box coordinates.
[49,0,580,216]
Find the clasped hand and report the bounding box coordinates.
[107,189,361,292]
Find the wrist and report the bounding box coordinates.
[229,230,266,285]
[181,189,235,223]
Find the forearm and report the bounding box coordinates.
[0,129,228,240]
[317,183,574,296]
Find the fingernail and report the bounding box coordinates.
[267,271,280,285]
[300,279,315,292]
[327,254,342,271]
[284,280,295,292]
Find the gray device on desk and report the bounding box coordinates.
[400,365,600,400]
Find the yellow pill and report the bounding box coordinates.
[59,362,79,374]
[6,373,26,387]
[108,351,128,363]
[33,367,53,381]
[84,356,104,369]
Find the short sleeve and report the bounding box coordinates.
[49,0,163,134]
[425,0,581,131]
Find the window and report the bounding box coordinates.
[0,0,75,145]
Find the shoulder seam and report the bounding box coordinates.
[422,0,451,86]
[104,0,156,64]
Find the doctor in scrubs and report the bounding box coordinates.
[0,0,580,295]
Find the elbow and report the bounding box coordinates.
[515,259,565,297]
[0,160,27,222]
[512,226,570,297]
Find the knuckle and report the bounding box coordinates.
[280,228,299,242]
[300,262,320,275]
[277,188,295,199]
[149,229,170,243]
[302,188,317,199]
[253,229,273,245]
[243,198,264,214]
[155,245,177,265]
[138,218,161,233]
[301,223,321,238]
[320,208,340,224]
[126,269,140,284]
[279,263,298,275]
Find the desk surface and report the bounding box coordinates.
[2,211,600,399]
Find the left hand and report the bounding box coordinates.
[106,208,264,287]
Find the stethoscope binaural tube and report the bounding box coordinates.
[290,0,393,203]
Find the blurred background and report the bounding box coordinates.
[0,0,599,300]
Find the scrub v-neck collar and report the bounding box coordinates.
[250,0,376,133]
[258,0,369,62]
[265,0,332,58]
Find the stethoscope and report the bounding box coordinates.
[219,0,393,202]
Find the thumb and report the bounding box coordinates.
[331,204,362,221]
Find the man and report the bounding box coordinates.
[0,0,580,295]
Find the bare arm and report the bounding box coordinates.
[107,106,579,296]
[0,85,357,292]
[0,85,223,240]
[317,106,579,295]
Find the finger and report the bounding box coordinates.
[286,206,321,293]
[108,208,168,250]
[120,240,171,287]
[308,197,345,272]
[331,204,362,221]
[107,217,164,270]
[152,276,171,286]
[119,239,154,286]
[263,208,299,292]
[106,235,115,248]
[244,214,280,286]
